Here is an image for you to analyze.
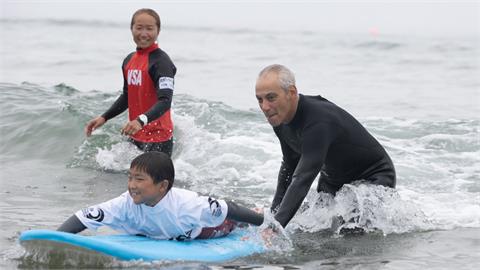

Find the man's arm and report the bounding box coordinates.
[274,123,338,227]
[271,161,294,213]
[274,156,323,227]
[271,132,300,213]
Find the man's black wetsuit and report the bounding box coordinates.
[272,94,396,227]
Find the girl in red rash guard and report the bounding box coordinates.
[85,8,176,156]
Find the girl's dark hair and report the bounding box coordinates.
[130,8,161,33]
[130,152,174,190]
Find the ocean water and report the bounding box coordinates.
[0,17,479,269]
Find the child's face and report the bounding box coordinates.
[128,166,169,207]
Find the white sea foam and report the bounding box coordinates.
[289,184,433,235]
[171,104,279,200]
[95,142,142,171]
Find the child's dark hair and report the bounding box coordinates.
[130,152,174,190]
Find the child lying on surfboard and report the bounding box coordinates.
[58,151,264,240]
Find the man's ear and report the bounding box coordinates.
[288,85,298,96]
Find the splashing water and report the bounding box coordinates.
[95,141,142,171]
[290,183,433,235]
[258,210,294,254]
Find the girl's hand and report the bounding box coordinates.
[121,120,143,136]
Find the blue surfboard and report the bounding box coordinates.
[19,229,265,262]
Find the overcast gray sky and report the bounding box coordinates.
[2,0,479,37]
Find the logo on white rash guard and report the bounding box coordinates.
[158,77,174,90]
[127,69,142,86]
[82,207,105,222]
[173,229,192,241]
[208,197,222,217]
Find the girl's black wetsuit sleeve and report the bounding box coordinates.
[101,53,133,121]
[141,50,176,122]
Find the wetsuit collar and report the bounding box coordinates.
[286,94,304,127]
[136,43,158,54]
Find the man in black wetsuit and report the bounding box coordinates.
[255,64,396,228]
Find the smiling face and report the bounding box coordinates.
[128,166,169,207]
[255,72,298,127]
[131,12,159,49]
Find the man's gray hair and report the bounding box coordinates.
[258,64,295,92]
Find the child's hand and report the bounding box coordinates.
[252,207,263,214]
[261,228,275,247]
[260,224,278,247]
